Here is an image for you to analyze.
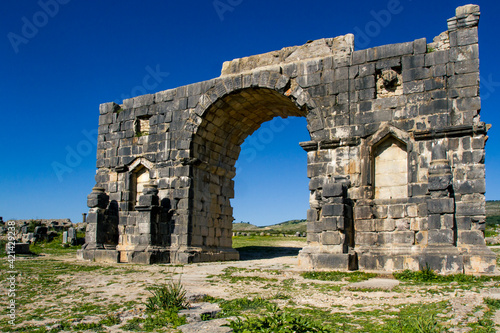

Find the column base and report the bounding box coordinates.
[298,246,356,270]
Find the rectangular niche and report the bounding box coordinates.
[374,136,408,200]
[130,165,150,209]
[135,116,151,136]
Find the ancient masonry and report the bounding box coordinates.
[78,4,496,274]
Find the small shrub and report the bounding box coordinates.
[135,131,148,137]
[145,280,189,312]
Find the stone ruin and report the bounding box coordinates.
[79,5,496,274]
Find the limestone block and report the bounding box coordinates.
[322,217,338,231]
[355,220,375,232]
[428,214,441,229]
[322,231,344,245]
[322,204,345,217]
[428,230,454,244]
[307,222,323,233]
[456,201,485,216]
[416,231,428,245]
[307,209,318,222]
[427,198,454,214]
[374,219,396,232]
[379,231,415,245]
[354,205,372,220]
[388,205,405,219]
[456,4,480,17]
[373,205,388,219]
[322,183,345,198]
[406,205,418,217]
[395,219,411,231]
[458,230,485,245]
[441,214,454,229]
[355,232,378,246]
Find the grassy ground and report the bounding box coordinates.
[1,224,499,332]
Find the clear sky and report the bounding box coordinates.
[1,0,499,226]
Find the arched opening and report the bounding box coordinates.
[232,116,310,226]
[191,87,309,251]
[373,136,408,200]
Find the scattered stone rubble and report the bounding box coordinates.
[1,218,84,254]
[79,4,495,274]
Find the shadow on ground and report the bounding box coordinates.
[236,246,302,260]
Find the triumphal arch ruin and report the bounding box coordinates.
[79,5,496,274]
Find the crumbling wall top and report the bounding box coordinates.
[221,34,354,76]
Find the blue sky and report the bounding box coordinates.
[1,0,499,226]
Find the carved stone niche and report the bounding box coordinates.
[376,68,403,98]
[362,124,412,200]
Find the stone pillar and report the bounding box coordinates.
[299,178,355,270]
[82,213,87,223]
[136,183,160,245]
[411,143,463,273]
[85,187,109,248]
[68,227,76,245]
[125,183,170,264]
[77,187,119,263]
[426,143,455,246]
[446,5,496,274]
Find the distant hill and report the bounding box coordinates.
[232,222,262,231]
[486,200,500,226]
[233,219,306,234]
[486,200,500,216]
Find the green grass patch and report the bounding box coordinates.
[394,267,500,284]
[121,309,186,331]
[29,233,82,255]
[301,270,377,283]
[228,303,331,332]
[218,297,272,317]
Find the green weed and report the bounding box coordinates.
[219,297,271,317]
[145,280,189,312]
[228,303,332,332]
[301,270,377,282]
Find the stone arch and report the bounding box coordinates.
[189,72,323,140]
[187,72,319,255]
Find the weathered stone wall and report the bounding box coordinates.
[79,4,495,273]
